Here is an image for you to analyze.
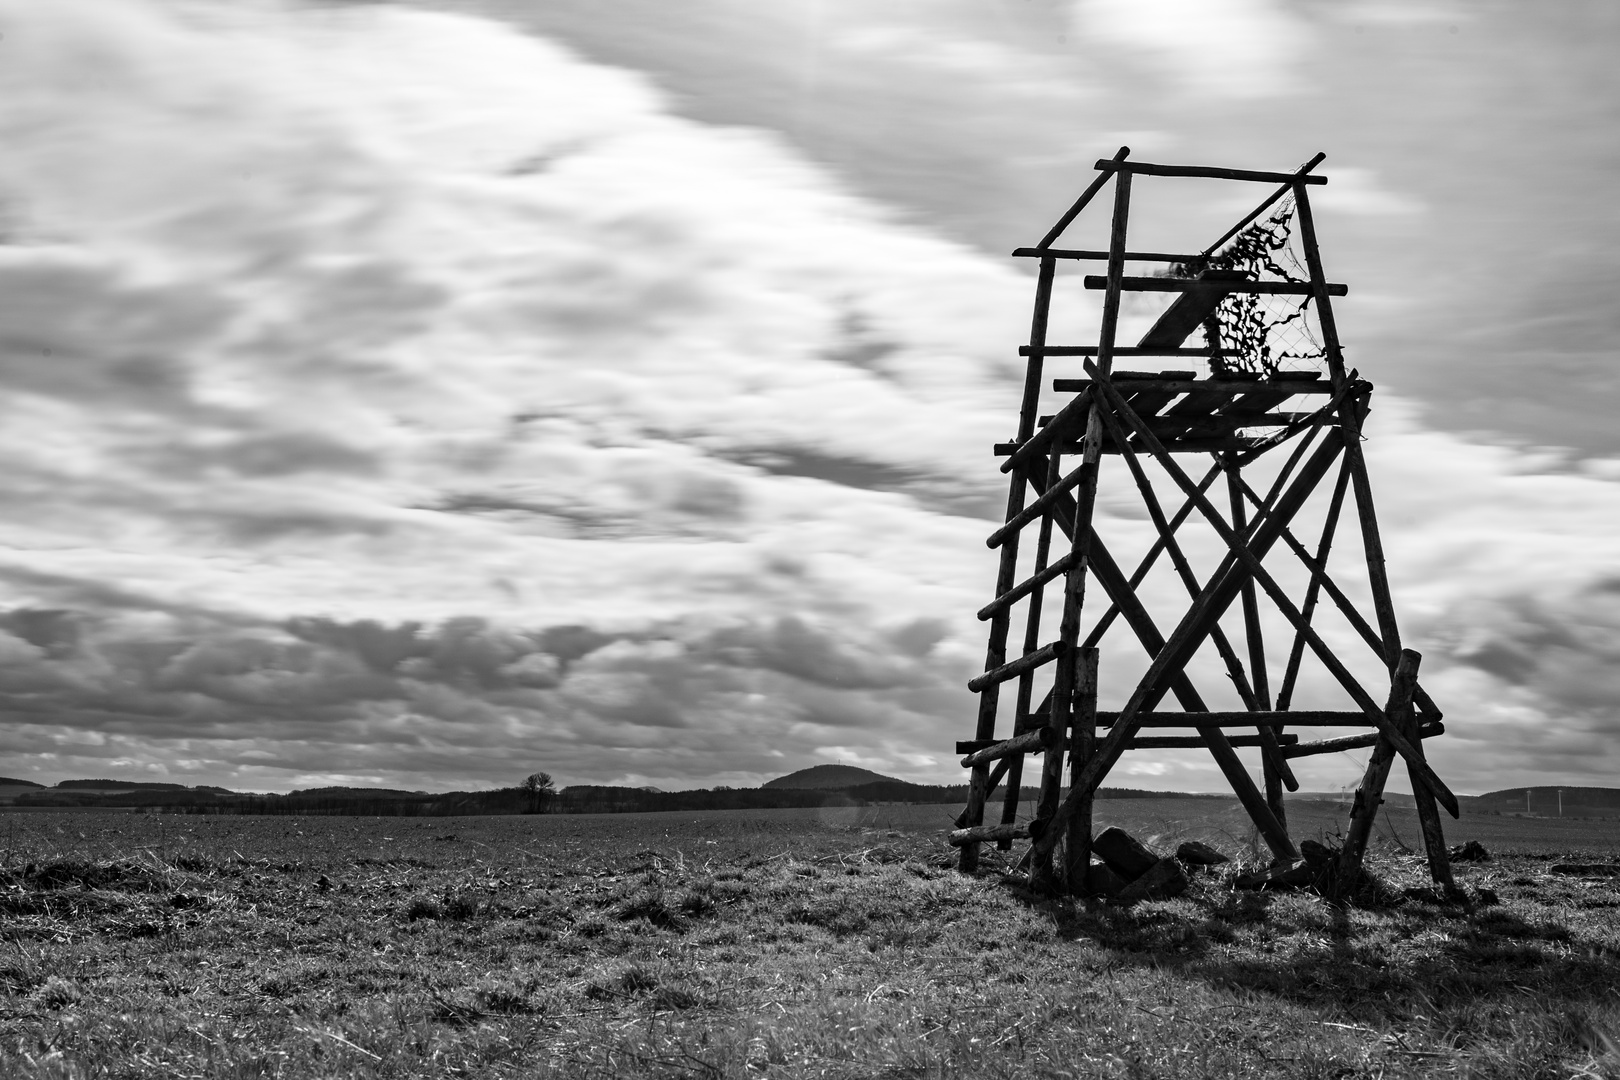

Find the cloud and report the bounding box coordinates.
[1070,0,1310,99]
[0,0,1611,798]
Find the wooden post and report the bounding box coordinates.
[1276,455,1352,711]
[1001,447,1064,849]
[1064,648,1099,893]
[1338,650,1420,879]
[1031,168,1130,889]
[1295,187,1455,887]
[1226,455,1285,829]
[960,255,1056,873]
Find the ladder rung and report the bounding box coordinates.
[986,461,1092,549]
[967,641,1066,693]
[977,553,1075,621]
[959,727,1056,767]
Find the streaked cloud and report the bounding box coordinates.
[0,0,1613,799]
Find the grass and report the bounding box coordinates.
[0,802,1613,1078]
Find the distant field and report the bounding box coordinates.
[0,804,1615,1078]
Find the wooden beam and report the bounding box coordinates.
[1020,346,1233,357]
[967,640,1065,693]
[949,822,1030,847]
[1064,648,1099,893]
[960,727,1057,767]
[998,385,1095,475]
[1097,710,1371,727]
[1090,399,1297,793]
[1083,276,1346,296]
[1201,152,1326,258]
[1030,416,1350,869]
[1053,376,1334,396]
[1093,374,1458,816]
[1276,455,1352,712]
[977,552,1074,622]
[1097,159,1329,185]
[1034,145,1129,250]
[1011,247,1201,263]
[1136,732,1302,750]
[1282,723,1442,758]
[961,253,1058,873]
[1226,456,1291,818]
[1338,650,1420,878]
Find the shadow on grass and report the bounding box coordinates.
[997,865,1620,1023]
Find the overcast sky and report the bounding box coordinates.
[0,0,1615,796]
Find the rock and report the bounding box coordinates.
[1116,858,1190,904]
[1235,858,1318,891]
[1299,839,1337,865]
[1093,827,1159,881]
[1175,840,1228,867]
[1084,860,1128,898]
[1448,840,1490,862]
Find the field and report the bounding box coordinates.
[0,800,1616,1079]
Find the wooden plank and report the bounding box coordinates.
[1082,275,1346,296]
[1137,269,1250,350]
[967,640,1065,693]
[1035,145,1129,250]
[1097,159,1329,185]
[960,727,1057,767]
[1223,372,1324,417]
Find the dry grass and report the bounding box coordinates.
[0,803,1614,1078]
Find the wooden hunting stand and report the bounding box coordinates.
[951,150,1459,894]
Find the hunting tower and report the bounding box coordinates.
[952,150,1458,893]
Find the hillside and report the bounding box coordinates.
[1474,786,1620,815]
[763,764,904,790]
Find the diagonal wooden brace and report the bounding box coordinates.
[1093,375,1459,817]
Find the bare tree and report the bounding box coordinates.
[520,771,555,814]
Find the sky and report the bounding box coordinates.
[0,0,1616,796]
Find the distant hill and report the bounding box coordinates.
[0,777,43,788]
[1474,786,1620,814]
[764,764,904,790]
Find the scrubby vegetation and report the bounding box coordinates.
[0,802,1613,1078]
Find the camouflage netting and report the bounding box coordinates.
[1172,196,1326,378]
